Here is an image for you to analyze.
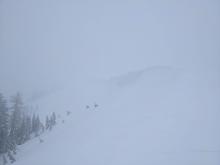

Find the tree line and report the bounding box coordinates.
[0,92,56,164]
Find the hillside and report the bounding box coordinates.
[13,66,220,165]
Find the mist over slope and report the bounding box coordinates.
[1,0,220,96]
[13,66,220,165]
[0,0,219,164]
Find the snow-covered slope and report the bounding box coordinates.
[14,66,220,165]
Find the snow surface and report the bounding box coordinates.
[0,0,219,164]
[14,66,220,165]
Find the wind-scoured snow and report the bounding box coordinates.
[13,66,220,165]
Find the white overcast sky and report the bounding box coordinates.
[0,0,219,95]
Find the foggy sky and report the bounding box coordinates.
[0,0,220,96]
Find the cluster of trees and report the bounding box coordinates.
[45,112,56,131]
[0,93,56,164]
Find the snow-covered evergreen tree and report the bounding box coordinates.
[51,112,56,126]
[31,114,41,136]
[24,116,32,141]
[0,93,9,154]
[35,115,41,136]
[17,114,31,144]
[9,93,24,146]
[31,114,36,133]
[45,116,50,130]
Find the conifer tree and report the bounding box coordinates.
[45,116,50,130]
[51,112,56,126]
[34,115,41,136]
[25,116,32,141]
[17,114,30,145]
[0,93,9,154]
[9,93,24,145]
[31,114,36,133]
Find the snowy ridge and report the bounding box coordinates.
[108,66,180,88]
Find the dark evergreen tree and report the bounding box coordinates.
[31,114,41,136]
[9,93,24,146]
[17,114,30,145]
[0,93,9,154]
[47,112,56,131]
[6,136,16,155]
[45,116,50,130]
[31,114,36,133]
[51,112,56,126]
[34,115,41,136]
[24,116,32,141]
[17,116,25,145]
[40,122,45,133]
